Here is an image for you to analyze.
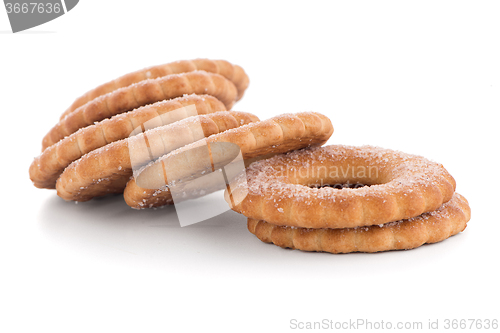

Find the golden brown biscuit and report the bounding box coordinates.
[30,95,226,189]
[124,169,229,209]
[248,193,470,253]
[42,71,238,150]
[56,111,259,202]
[123,156,270,209]
[225,145,456,229]
[124,112,333,209]
[60,58,249,119]
[124,179,175,208]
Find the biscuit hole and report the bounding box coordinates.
[308,182,371,190]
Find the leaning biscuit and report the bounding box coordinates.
[60,58,249,119]
[225,145,456,229]
[42,71,238,150]
[124,112,333,209]
[56,111,259,202]
[123,156,271,209]
[30,95,226,189]
[124,168,233,209]
[248,193,470,253]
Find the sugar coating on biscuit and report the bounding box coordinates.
[227,144,456,229]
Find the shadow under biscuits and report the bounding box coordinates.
[35,192,467,279]
[39,192,179,227]
[37,192,252,258]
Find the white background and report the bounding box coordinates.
[1,1,499,332]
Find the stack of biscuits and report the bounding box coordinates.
[30,59,255,205]
[225,145,471,253]
[29,59,333,208]
[29,59,470,253]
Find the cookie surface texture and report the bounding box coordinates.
[56,111,258,201]
[248,193,470,253]
[42,71,238,150]
[226,145,456,228]
[30,95,226,189]
[123,112,333,209]
[60,58,249,119]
